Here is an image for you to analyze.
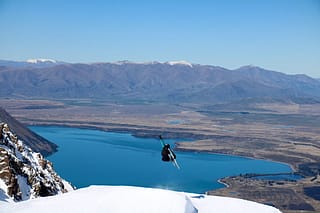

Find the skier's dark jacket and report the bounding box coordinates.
[161,144,176,161]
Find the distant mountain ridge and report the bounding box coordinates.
[0,59,65,68]
[0,60,319,104]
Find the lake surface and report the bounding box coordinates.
[30,126,294,193]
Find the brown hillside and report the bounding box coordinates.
[0,107,57,156]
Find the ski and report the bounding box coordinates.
[168,148,181,169]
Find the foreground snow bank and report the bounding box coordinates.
[1,185,281,213]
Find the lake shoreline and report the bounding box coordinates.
[28,123,298,174]
[28,124,300,183]
[27,123,320,212]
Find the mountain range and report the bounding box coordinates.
[0,59,320,104]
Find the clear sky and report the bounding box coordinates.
[0,0,319,77]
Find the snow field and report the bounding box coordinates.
[1,185,282,213]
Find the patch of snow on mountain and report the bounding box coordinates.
[0,185,281,213]
[26,58,57,64]
[16,176,31,201]
[167,60,193,67]
[111,60,193,67]
[112,60,161,65]
[0,179,11,203]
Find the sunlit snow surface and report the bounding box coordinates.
[1,185,281,213]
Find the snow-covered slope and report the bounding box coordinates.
[0,185,281,213]
[0,123,73,202]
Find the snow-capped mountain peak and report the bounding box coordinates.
[26,58,57,64]
[111,60,194,67]
[111,60,161,65]
[166,60,193,67]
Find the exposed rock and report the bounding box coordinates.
[0,122,74,202]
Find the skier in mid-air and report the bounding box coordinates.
[161,143,176,162]
[159,135,180,169]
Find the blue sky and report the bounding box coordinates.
[0,0,319,77]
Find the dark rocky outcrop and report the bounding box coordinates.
[0,122,74,201]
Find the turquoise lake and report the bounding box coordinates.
[30,126,293,193]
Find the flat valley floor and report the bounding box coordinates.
[1,99,320,212]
